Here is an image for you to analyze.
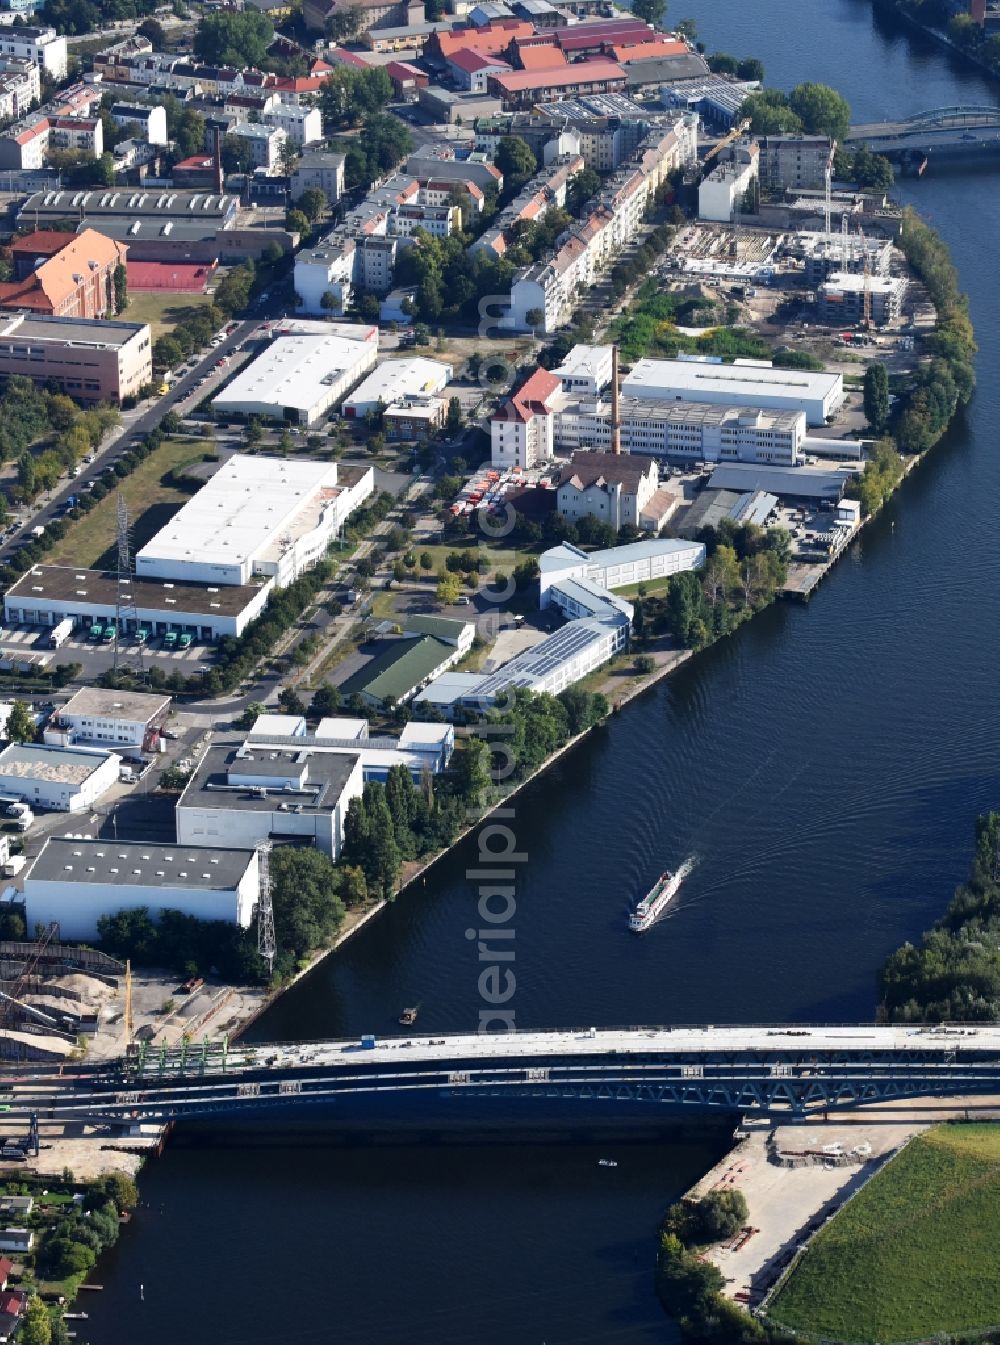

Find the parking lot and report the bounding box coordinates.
[0,623,216,679]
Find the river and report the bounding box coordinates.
[82,6,1000,1342]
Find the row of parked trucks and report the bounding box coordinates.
[46,620,193,650]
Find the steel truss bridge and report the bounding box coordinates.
[10,1025,1000,1129]
[846,105,1000,166]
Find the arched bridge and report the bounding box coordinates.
[10,1024,1000,1128]
[846,105,1000,166]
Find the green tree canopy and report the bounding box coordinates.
[194,10,274,67]
[788,81,851,141]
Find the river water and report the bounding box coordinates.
[83,6,1000,1342]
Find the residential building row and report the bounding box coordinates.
[0,80,103,171]
[503,113,697,332]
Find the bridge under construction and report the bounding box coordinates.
[846,105,1000,170]
[5,1024,1000,1133]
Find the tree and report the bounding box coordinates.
[631,0,666,25]
[788,82,851,141]
[320,290,339,312]
[863,361,890,432]
[740,89,803,135]
[16,453,35,497]
[567,166,601,214]
[737,57,764,82]
[194,11,274,67]
[436,574,461,605]
[286,208,310,237]
[524,307,544,331]
[367,786,400,897]
[419,551,433,571]
[279,137,299,178]
[222,134,256,175]
[297,187,327,222]
[494,135,537,193]
[446,396,463,433]
[270,847,345,959]
[6,699,36,743]
[324,4,364,40]
[137,17,165,44]
[113,262,127,314]
[453,736,490,805]
[98,1171,139,1211]
[19,1297,51,1345]
[675,17,697,41]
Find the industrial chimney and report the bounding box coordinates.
[610,343,621,456]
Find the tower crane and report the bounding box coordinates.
[823,139,837,243]
[697,118,751,182]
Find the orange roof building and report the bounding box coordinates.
[0,228,128,321]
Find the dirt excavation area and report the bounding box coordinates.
[692,1096,1000,1309]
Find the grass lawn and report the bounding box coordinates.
[124,290,216,340]
[615,575,674,599]
[767,1124,1000,1343]
[46,437,214,569]
[410,542,539,576]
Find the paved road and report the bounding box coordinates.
[0,314,269,568]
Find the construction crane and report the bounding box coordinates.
[698,118,751,182]
[823,139,837,243]
[857,223,873,331]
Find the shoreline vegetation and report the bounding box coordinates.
[874,0,1000,80]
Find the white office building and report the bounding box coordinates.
[43,688,171,753]
[23,839,259,942]
[230,121,286,173]
[247,715,455,781]
[538,537,705,606]
[555,396,806,465]
[211,320,379,426]
[0,743,119,812]
[177,740,364,860]
[342,357,453,418]
[135,454,375,589]
[262,103,323,147]
[0,24,66,79]
[621,357,843,427]
[552,344,613,397]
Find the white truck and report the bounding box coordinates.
[4,804,33,831]
[48,617,74,649]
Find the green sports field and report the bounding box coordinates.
[767,1124,1000,1343]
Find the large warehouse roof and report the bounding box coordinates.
[6,565,265,618]
[212,321,377,420]
[343,357,452,413]
[135,454,339,576]
[27,838,255,889]
[622,358,842,403]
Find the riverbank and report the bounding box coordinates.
[878,0,1000,84]
[658,1095,1000,1337]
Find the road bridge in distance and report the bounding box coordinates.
[6,1024,1000,1130]
[846,105,1000,170]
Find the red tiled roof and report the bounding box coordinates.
[435,20,533,59]
[613,38,687,61]
[447,47,511,73]
[0,1256,13,1286]
[10,231,75,259]
[514,42,564,70]
[509,367,561,422]
[173,154,215,171]
[490,60,625,93]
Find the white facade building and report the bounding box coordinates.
[621,357,843,427]
[490,366,564,469]
[262,103,323,147]
[0,743,119,813]
[342,357,453,418]
[553,344,613,397]
[135,454,375,589]
[43,688,171,753]
[110,102,168,145]
[555,396,806,465]
[230,121,286,173]
[176,740,364,861]
[537,538,705,606]
[212,320,379,426]
[24,839,259,942]
[555,451,660,532]
[0,25,66,79]
[698,143,759,222]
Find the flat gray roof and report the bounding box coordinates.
[180,739,359,813]
[7,566,266,619]
[27,837,255,890]
[0,743,113,785]
[58,687,171,723]
[0,315,148,349]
